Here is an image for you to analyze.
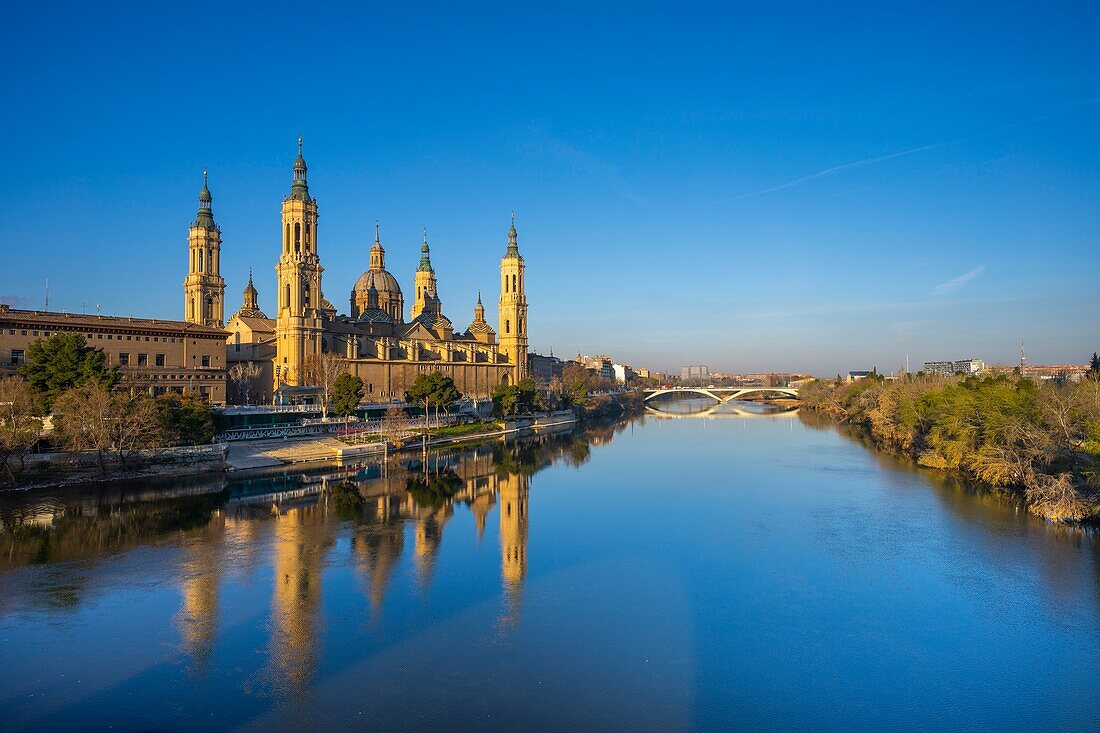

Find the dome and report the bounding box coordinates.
[353,268,402,299]
[357,307,395,325]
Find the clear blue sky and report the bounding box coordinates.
[2,2,1098,376]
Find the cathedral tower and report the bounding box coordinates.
[411,227,438,320]
[275,138,324,388]
[498,213,528,382]
[184,170,226,327]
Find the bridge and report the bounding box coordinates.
[643,386,800,403]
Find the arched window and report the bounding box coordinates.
[284,283,291,309]
[198,249,204,272]
[285,223,291,252]
[234,331,240,352]
[519,318,524,335]
[294,223,301,251]
[189,298,194,320]
[512,274,517,292]
[505,319,510,334]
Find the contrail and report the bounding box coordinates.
[715,141,955,203]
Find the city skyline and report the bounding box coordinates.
[2,3,1098,375]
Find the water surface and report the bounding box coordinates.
[1,402,1098,731]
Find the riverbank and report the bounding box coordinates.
[799,374,1100,523]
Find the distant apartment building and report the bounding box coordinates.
[612,363,635,384]
[578,354,615,382]
[681,364,709,381]
[528,352,563,386]
[922,358,986,377]
[846,370,875,383]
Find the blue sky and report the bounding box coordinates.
[2,2,1098,376]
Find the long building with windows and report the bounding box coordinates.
[0,305,227,402]
[220,140,528,403]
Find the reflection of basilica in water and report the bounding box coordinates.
[4,430,590,694]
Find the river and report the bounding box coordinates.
[1,400,1098,731]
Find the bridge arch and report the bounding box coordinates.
[642,387,800,403]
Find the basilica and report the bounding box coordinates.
[185,140,528,403]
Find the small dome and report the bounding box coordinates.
[353,268,402,298]
[357,307,395,325]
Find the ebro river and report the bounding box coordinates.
[1,400,1098,731]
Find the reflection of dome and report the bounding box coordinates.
[353,269,402,300]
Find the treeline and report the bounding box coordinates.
[0,333,215,483]
[800,372,1100,523]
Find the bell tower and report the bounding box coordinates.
[498,213,528,382]
[184,169,226,327]
[412,227,437,320]
[275,138,324,388]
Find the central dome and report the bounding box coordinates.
[353,268,401,298]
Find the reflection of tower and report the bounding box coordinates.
[351,494,406,614]
[469,491,496,544]
[412,507,452,590]
[268,505,331,696]
[499,471,529,621]
[177,513,226,673]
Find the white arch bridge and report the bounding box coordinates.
[643,386,800,404]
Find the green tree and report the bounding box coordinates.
[491,377,545,417]
[331,373,364,430]
[1089,352,1100,381]
[20,333,119,412]
[0,377,43,483]
[405,371,462,432]
[155,393,216,446]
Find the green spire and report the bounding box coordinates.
[289,136,311,202]
[504,211,521,258]
[194,168,216,228]
[417,227,434,272]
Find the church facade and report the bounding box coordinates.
[202,141,528,403]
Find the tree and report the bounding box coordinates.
[156,393,216,445]
[303,352,347,416]
[53,384,163,474]
[1089,352,1100,381]
[405,371,462,433]
[560,363,595,407]
[0,377,43,483]
[20,333,119,412]
[492,377,545,417]
[381,405,408,442]
[227,361,264,404]
[331,373,364,430]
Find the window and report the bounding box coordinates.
[97,334,102,339]
[155,353,165,367]
[119,352,129,366]
[513,274,517,291]
[294,222,301,250]
[505,319,510,334]
[201,355,210,367]
[32,331,39,336]
[107,334,112,340]
[198,249,204,272]
[234,332,240,352]
[137,353,148,366]
[21,330,27,336]
[10,349,24,366]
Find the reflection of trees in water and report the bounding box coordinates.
[0,489,227,572]
[800,407,1100,610]
[405,470,465,510]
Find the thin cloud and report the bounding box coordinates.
[931,266,985,296]
[714,141,954,203]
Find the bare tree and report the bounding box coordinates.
[381,405,408,442]
[303,353,348,417]
[228,361,263,405]
[0,377,43,483]
[53,384,164,475]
